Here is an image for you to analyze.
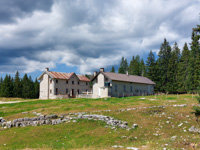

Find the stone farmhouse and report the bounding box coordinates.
[38,68,91,99]
[91,68,155,98]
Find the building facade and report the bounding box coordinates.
[91,68,155,98]
[38,68,91,99]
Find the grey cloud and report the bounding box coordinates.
[0,0,54,24]
[0,0,199,74]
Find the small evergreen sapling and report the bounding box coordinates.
[192,96,200,123]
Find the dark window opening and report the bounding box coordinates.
[130,86,133,92]
[86,82,88,85]
[50,89,52,94]
[56,88,58,95]
[78,81,79,85]
[66,89,68,94]
[66,80,68,84]
[56,80,58,83]
[115,85,117,92]
[50,80,52,84]
[77,89,79,94]
[72,81,74,84]
[124,85,126,92]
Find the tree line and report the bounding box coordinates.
[111,25,200,94]
[0,71,39,98]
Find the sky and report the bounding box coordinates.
[0,0,199,79]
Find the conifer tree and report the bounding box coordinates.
[1,75,13,97]
[110,66,115,73]
[34,78,39,98]
[118,57,128,74]
[22,74,31,98]
[132,55,141,76]
[156,38,171,92]
[146,50,156,81]
[13,71,21,97]
[188,25,200,93]
[177,43,190,93]
[128,56,135,75]
[167,42,180,93]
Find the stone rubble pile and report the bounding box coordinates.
[0,113,135,130]
[76,114,130,129]
[189,126,200,133]
[1,114,63,128]
[0,117,6,126]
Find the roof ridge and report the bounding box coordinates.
[104,71,146,78]
[48,71,74,74]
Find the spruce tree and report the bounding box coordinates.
[13,71,21,98]
[132,55,141,76]
[156,38,171,92]
[110,66,115,73]
[128,56,135,75]
[118,57,128,74]
[1,75,13,97]
[146,50,156,81]
[177,43,190,93]
[22,74,31,98]
[167,42,180,93]
[188,25,200,93]
[34,78,39,98]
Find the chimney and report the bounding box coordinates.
[45,67,49,72]
[126,71,129,75]
[93,71,97,76]
[100,68,104,72]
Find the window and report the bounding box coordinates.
[66,80,68,84]
[72,81,74,84]
[66,89,68,94]
[50,80,52,84]
[130,86,133,92]
[56,88,58,95]
[56,80,58,83]
[77,89,79,94]
[124,85,126,92]
[115,85,117,92]
[105,78,108,82]
[78,81,79,85]
[50,89,52,94]
[96,78,98,83]
[86,82,88,85]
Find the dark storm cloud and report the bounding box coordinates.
[0,0,54,24]
[0,0,199,74]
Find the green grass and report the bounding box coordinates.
[0,94,199,149]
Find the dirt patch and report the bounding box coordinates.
[0,101,21,104]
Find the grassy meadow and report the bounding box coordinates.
[0,94,199,149]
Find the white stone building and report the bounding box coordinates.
[91,68,155,98]
[38,68,91,99]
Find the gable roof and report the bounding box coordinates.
[38,71,90,82]
[77,75,90,82]
[92,72,155,85]
[48,71,74,80]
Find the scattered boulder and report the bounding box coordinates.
[189,126,200,133]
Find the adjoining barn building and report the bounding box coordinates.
[91,68,155,98]
[38,68,91,99]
